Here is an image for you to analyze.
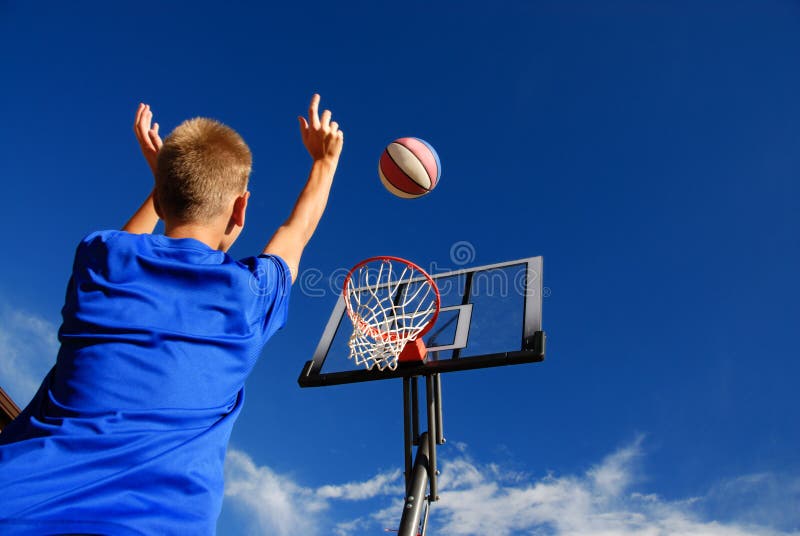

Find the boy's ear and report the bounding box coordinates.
[232,191,250,227]
[153,192,163,219]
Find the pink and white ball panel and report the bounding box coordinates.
[378,137,441,198]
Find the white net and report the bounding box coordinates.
[345,258,440,371]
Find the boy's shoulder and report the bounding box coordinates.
[80,229,123,245]
[75,230,290,277]
[78,230,216,256]
[79,229,162,252]
[73,231,219,275]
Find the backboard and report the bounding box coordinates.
[298,256,545,387]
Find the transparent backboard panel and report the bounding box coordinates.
[477,265,527,351]
[298,257,544,387]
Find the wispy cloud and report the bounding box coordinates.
[224,438,800,536]
[223,448,403,536]
[317,470,403,500]
[430,437,799,536]
[223,449,327,535]
[701,472,800,532]
[0,307,58,407]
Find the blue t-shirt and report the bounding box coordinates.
[0,230,292,535]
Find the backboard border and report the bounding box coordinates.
[298,256,545,388]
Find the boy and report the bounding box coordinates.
[0,94,343,534]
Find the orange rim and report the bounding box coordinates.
[343,256,441,342]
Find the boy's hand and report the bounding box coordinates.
[263,94,344,281]
[298,94,344,163]
[134,103,163,176]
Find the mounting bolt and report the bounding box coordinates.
[435,470,441,476]
[408,496,414,502]
[405,503,413,509]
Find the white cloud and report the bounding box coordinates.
[586,435,642,498]
[0,307,59,407]
[224,438,800,536]
[317,469,403,500]
[429,438,800,536]
[223,448,403,536]
[702,472,800,531]
[224,449,327,536]
[332,517,372,536]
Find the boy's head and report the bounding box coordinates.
[155,118,252,246]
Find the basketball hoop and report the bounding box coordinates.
[343,256,440,371]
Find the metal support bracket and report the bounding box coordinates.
[400,373,446,535]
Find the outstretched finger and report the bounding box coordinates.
[321,109,332,130]
[136,106,150,134]
[139,109,155,146]
[298,116,309,139]
[148,123,163,150]
[134,103,146,132]
[308,94,321,129]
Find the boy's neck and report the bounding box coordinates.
[164,221,225,251]
[160,194,245,253]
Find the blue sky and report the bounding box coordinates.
[1,1,799,534]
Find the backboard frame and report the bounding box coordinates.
[298,256,545,388]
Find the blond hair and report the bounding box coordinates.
[156,117,252,222]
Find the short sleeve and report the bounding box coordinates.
[240,254,293,341]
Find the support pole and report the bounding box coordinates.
[398,373,445,534]
[398,432,430,536]
[425,375,438,501]
[402,377,413,493]
[420,497,431,536]
[411,376,419,445]
[434,373,444,445]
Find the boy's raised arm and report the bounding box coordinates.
[262,94,344,282]
[122,103,163,234]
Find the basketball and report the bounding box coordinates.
[378,137,441,198]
